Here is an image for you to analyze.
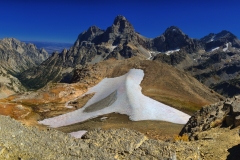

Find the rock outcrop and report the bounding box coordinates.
[180,96,240,140]
[1,114,240,160]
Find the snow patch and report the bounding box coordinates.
[210,47,219,52]
[223,43,230,52]
[69,130,87,138]
[210,35,216,42]
[147,51,152,60]
[39,69,190,128]
[165,49,180,55]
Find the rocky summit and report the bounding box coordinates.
[180,96,240,139]
[152,26,201,53]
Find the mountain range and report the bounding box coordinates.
[1,15,240,159]
[10,15,238,99]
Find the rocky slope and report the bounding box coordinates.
[154,30,240,97]
[180,95,240,139]
[0,38,48,74]
[0,38,49,96]
[1,113,240,160]
[0,115,201,160]
[189,32,240,97]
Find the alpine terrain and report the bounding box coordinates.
[0,15,240,159]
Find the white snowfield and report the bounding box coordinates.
[39,69,190,128]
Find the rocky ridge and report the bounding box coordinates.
[0,38,49,96]
[0,38,48,74]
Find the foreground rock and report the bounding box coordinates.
[180,96,240,140]
[0,115,201,160]
[1,114,240,159]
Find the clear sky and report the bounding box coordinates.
[0,0,239,43]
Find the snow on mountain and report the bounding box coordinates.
[210,47,220,52]
[223,42,230,52]
[39,69,190,128]
[165,49,180,55]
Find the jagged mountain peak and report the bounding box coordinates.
[1,38,25,47]
[164,26,185,36]
[111,15,134,33]
[2,37,20,42]
[153,26,197,52]
[216,30,237,39]
[113,15,127,25]
[200,30,240,49]
[86,25,103,34]
[201,30,237,43]
[75,25,104,45]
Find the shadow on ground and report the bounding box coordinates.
[227,144,240,160]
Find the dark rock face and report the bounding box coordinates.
[101,15,136,45]
[180,96,240,140]
[152,26,201,53]
[200,30,240,51]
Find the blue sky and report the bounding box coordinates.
[0,0,239,43]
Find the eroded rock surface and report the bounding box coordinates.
[0,115,200,160]
[180,96,240,140]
